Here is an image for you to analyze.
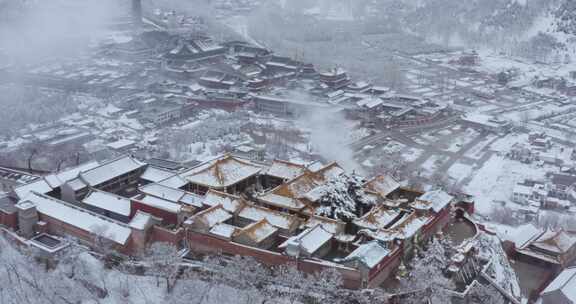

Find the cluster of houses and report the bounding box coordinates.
[512,172,576,214]
[509,132,575,166]
[0,153,470,289]
[0,22,462,168]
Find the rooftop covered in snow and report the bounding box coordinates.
[82,190,131,217]
[182,154,262,189]
[412,189,454,213]
[79,155,146,187]
[20,192,132,245]
[341,241,390,269]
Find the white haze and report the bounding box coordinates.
[299,109,361,173]
[0,0,123,65]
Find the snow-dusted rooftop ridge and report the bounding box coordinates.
[260,162,346,210]
[138,195,182,214]
[79,155,146,187]
[43,161,100,189]
[353,205,403,231]
[14,179,54,199]
[139,183,203,208]
[305,215,345,235]
[413,189,454,213]
[168,40,198,55]
[531,228,576,254]
[360,212,432,242]
[342,241,390,269]
[20,192,132,245]
[234,218,278,243]
[157,174,188,189]
[238,204,298,231]
[265,159,308,180]
[182,154,262,188]
[542,267,576,302]
[510,224,543,248]
[140,166,177,184]
[364,174,401,198]
[279,224,333,255]
[189,204,233,228]
[209,223,237,239]
[203,189,244,213]
[82,189,131,217]
[15,161,103,199]
[129,211,157,230]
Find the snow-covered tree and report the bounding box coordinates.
[467,281,505,304]
[272,264,310,304]
[315,173,376,222]
[395,236,456,304]
[205,255,272,304]
[140,242,182,293]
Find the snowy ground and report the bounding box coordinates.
[464,155,548,215]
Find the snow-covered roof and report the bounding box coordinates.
[364,174,400,198]
[14,179,53,199]
[259,192,306,211]
[462,113,509,129]
[20,192,131,245]
[129,211,157,230]
[259,164,345,210]
[531,229,576,254]
[342,241,390,269]
[157,174,188,189]
[203,189,244,213]
[305,216,345,234]
[182,154,262,188]
[82,190,131,217]
[266,160,308,180]
[319,163,346,180]
[234,219,278,243]
[238,204,297,231]
[66,177,88,191]
[509,224,542,248]
[106,139,135,150]
[353,205,403,231]
[413,189,454,213]
[361,213,432,242]
[542,267,576,301]
[209,223,237,239]
[140,183,203,208]
[279,224,333,255]
[189,204,232,228]
[138,195,182,214]
[140,166,176,183]
[43,161,100,189]
[80,155,145,187]
[513,184,533,196]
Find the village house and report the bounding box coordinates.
[461,113,511,134]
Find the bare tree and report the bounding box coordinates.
[489,205,517,226]
[140,242,182,293]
